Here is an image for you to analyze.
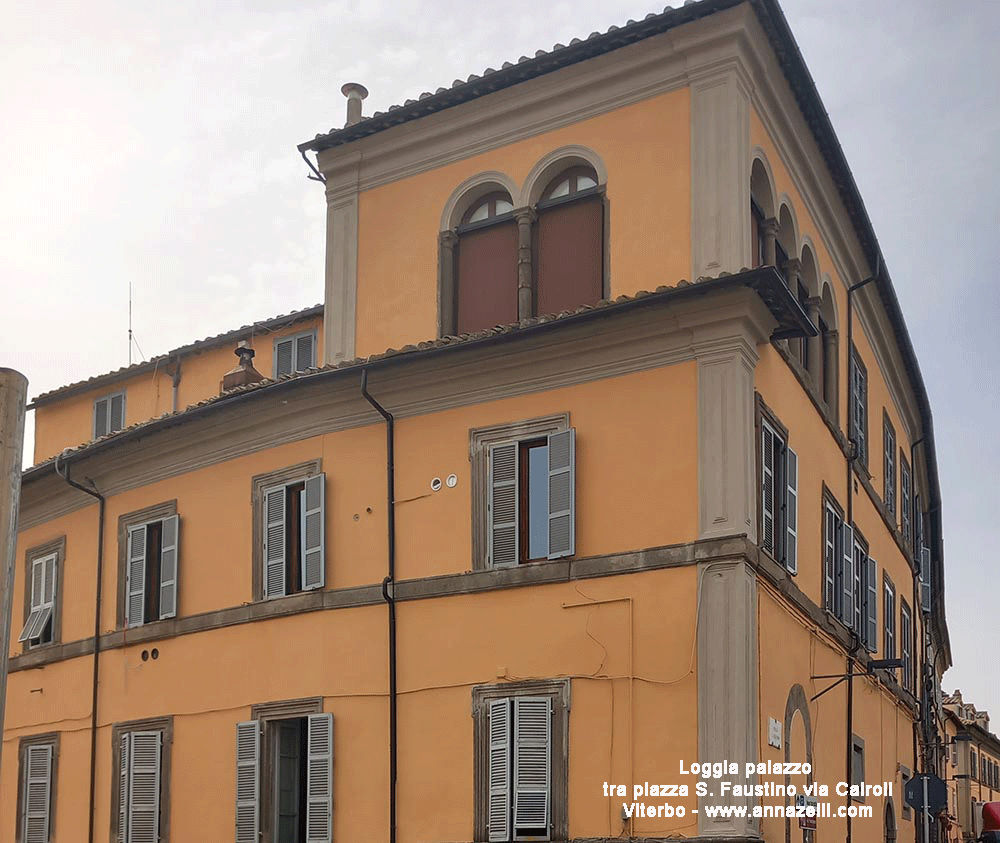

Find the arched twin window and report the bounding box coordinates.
[442,164,605,336]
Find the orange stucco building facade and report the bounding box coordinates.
[3,2,950,843]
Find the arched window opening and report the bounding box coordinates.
[535,165,603,317]
[750,158,776,268]
[884,800,897,843]
[751,199,767,268]
[455,191,518,334]
[796,247,820,374]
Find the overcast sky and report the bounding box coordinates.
[3,0,998,719]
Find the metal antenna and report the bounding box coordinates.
[128,283,133,366]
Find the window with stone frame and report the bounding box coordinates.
[16,732,59,843]
[111,717,172,843]
[19,538,64,649]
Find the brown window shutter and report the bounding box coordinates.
[536,195,603,317]
[456,220,518,334]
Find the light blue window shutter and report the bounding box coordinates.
[920,546,932,613]
[23,744,52,843]
[865,557,878,652]
[301,474,326,591]
[547,428,575,559]
[159,515,179,619]
[761,424,775,555]
[784,446,798,573]
[263,485,287,598]
[306,713,334,843]
[235,721,260,843]
[488,443,518,569]
[119,732,130,842]
[110,393,126,433]
[275,338,294,377]
[128,731,161,843]
[126,525,147,627]
[94,397,109,438]
[488,699,511,842]
[841,523,854,624]
[513,696,551,837]
[296,332,316,371]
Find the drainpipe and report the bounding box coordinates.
[54,452,105,843]
[360,369,397,843]
[844,262,878,843]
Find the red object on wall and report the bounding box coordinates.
[983,802,1000,832]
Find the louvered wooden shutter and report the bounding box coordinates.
[126,525,147,627]
[824,509,836,611]
[513,697,551,837]
[307,713,334,843]
[841,523,854,624]
[547,429,575,559]
[852,544,863,635]
[488,699,511,842]
[235,721,260,843]
[23,744,52,843]
[784,446,798,573]
[158,515,179,619]
[761,424,775,555]
[920,546,931,614]
[19,556,50,642]
[275,338,294,377]
[488,443,518,568]
[95,397,110,437]
[119,732,130,841]
[127,731,161,843]
[110,393,126,433]
[263,485,287,597]
[865,557,878,651]
[301,474,326,591]
[296,333,315,371]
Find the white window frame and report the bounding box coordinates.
[19,552,57,646]
[18,735,57,843]
[93,391,126,439]
[900,601,913,692]
[850,349,868,467]
[112,717,171,843]
[883,577,896,659]
[273,330,317,378]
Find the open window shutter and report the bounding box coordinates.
[23,744,52,843]
[119,732,130,842]
[110,393,126,433]
[275,338,294,377]
[306,713,334,843]
[18,558,47,642]
[920,546,932,614]
[824,510,836,611]
[296,332,315,371]
[128,731,161,843]
[126,525,147,627]
[43,553,56,607]
[513,696,551,836]
[158,515,179,620]
[842,523,854,624]
[865,557,878,652]
[852,547,863,635]
[235,721,260,843]
[547,428,575,559]
[301,474,326,591]
[488,443,518,568]
[761,425,775,555]
[488,699,511,842]
[263,486,287,598]
[95,398,109,437]
[784,446,798,573]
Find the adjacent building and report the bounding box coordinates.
[2,1,950,842]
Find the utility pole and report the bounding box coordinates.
[0,368,28,789]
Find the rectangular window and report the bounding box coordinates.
[760,416,798,574]
[883,414,896,519]
[274,331,316,378]
[112,718,171,843]
[901,601,914,692]
[118,503,179,629]
[252,463,326,600]
[900,766,912,820]
[94,391,126,439]
[920,545,932,615]
[850,349,868,467]
[973,750,978,781]
[474,680,568,842]
[751,201,766,268]
[883,577,896,659]
[851,735,865,802]
[900,454,912,545]
[860,545,877,653]
[17,734,58,843]
[486,428,575,568]
[824,501,844,619]
[19,551,57,647]
[236,701,332,843]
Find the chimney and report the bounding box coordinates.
[220,341,264,393]
[342,82,369,127]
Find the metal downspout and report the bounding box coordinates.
[54,452,105,843]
